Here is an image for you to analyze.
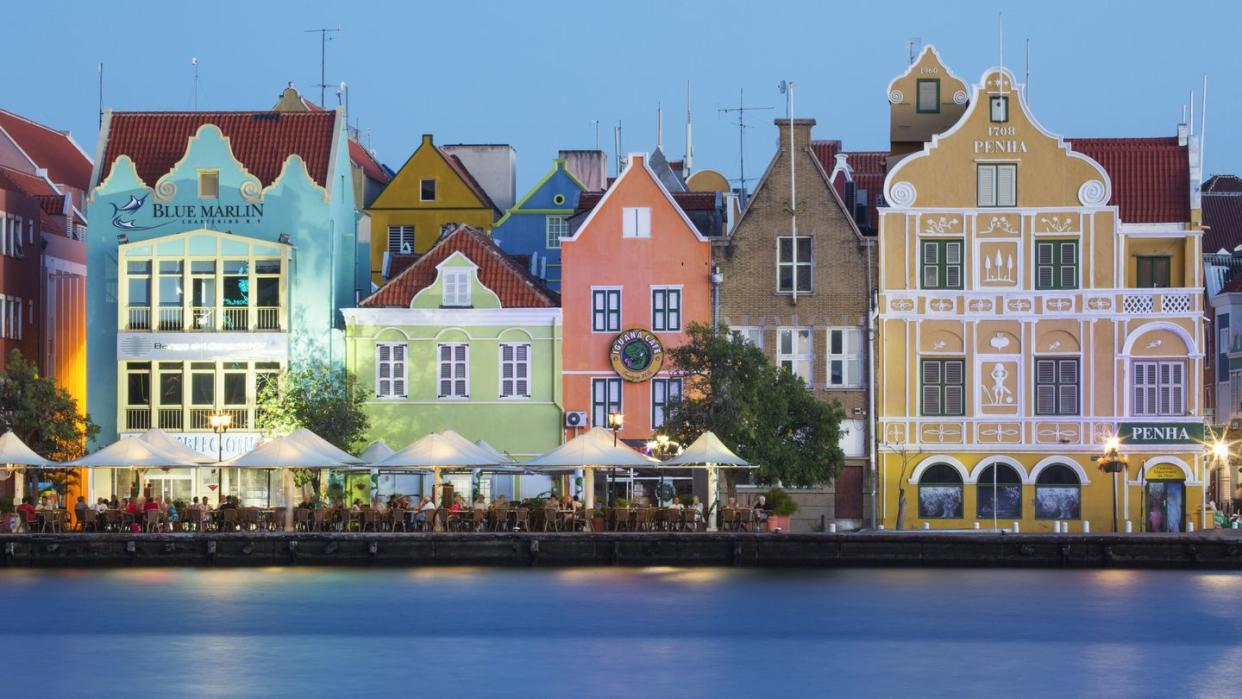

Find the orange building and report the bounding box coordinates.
[560,153,712,443]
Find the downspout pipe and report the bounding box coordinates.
[865,240,878,529]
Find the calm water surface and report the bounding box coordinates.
[2,566,1241,697]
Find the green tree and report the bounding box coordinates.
[662,323,846,488]
[0,349,98,496]
[255,361,370,494]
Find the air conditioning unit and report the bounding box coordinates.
[565,411,587,428]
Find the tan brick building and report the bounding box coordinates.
[714,118,877,530]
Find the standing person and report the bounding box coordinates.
[753,496,770,525]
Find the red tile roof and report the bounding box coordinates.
[1203,191,1242,254]
[0,165,58,197]
[811,140,887,232]
[0,109,92,191]
[1204,175,1242,194]
[103,111,337,188]
[349,140,390,184]
[1067,137,1189,224]
[1222,269,1242,294]
[575,190,719,213]
[362,225,558,308]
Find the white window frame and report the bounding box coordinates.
[499,342,532,399]
[776,235,813,293]
[442,268,472,307]
[591,377,622,428]
[0,295,6,338]
[777,327,813,387]
[437,343,470,399]
[0,215,7,256]
[651,377,682,429]
[730,326,763,349]
[826,327,862,388]
[198,169,220,199]
[977,163,1017,207]
[419,178,437,202]
[12,218,23,258]
[591,286,622,333]
[374,342,408,399]
[622,207,652,238]
[15,298,22,341]
[651,286,682,332]
[387,225,415,255]
[545,215,568,250]
[1133,360,1185,417]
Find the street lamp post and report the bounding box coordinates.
[1212,440,1230,529]
[209,412,232,503]
[1096,436,1129,533]
[647,434,680,506]
[606,412,624,506]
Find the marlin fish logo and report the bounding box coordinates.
[109,194,168,231]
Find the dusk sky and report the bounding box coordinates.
[4,0,1237,188]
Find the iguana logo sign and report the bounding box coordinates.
[609,328,664,382]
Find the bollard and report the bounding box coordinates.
[1188,521,1195,533]
[829,523,838,533]
[1082,521,1090,533]
[973,522,980,530]
[1125,520,1133,533]
[1053,521,1061,533]
[1011,522,1020,533]
[878,524,885,530]
[922,522,930,530]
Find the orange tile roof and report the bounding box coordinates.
[362,225,558,308]
[349,139,390,184]
[103,111,336,187]
[1068,137,1189,224]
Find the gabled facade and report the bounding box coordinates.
[87,109,357,484]
[877,55,1204,533]
[492,158,587,290]
[346,225,562,485]
[366,134,499,284]
[715,118,876,530]
[561,152,712,443]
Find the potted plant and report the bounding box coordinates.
[589,508,606,532]
[764,487,799,533]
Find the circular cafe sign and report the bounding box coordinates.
[609,328,664,382]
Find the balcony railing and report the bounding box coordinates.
[157,307,184,330]
[122,306,284,332]
[125,408,152,431]
[126,407,253,432]
[128,307,151,330]
[190,407,250,431]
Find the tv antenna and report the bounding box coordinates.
[718,88,772,204]
[304,26,340,105]
[906,37,921,64]
[191,57,199,110]
[590,120,600,149]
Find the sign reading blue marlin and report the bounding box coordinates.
[109,193,265,231]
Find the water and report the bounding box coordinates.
[3,567,1241,698]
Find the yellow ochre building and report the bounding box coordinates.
[876,47,1207,532]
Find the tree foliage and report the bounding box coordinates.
[0,349,98,461]
[662,323,846,488]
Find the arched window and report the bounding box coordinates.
[976,463,1023,518]
[1034,464,1081,520]
[918,463,963,519]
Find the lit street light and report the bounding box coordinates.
[1096,435,1129,533]
[209,412,232,501]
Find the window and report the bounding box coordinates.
[921,239,964,290]
[916,79,940,113]
[592,288,621,332]
[1133,361,1185,416]
[375,342,408,398]
[1035,358,1079,415]
[387,226,415,255]
[827,327,862,388]
[15,299,22,340]
[917,464,963,518]
[651,377,682,428]
[651,287,681,332]
[1035,465,1082,519]
[191,363,214,406]
[1219,313,1231,383]
[778,328,812,386]
[545,216,568,249]
[0,217,6,256]
[977,163,1016,207]
[1136,256,1171,288]
[976,463,1023,518]
[420,179,436,202]
[126,362,152,407]
[622,207,652,238]
[12,218,23,257]
[198,170,219,199]
[591,377,622,428]
[921,359,965,416]
[989,95,1009,122]
[223,363,247,406]
[442,268,471,307]
[437,343,469,398]
[777,235,812,293]
[1035,240,1078,290]
[500,343,530,398]
[730,326,763,348]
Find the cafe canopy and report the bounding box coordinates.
[358,440,396,465]
[0,430,52,468]
[660,431,753,532]
[524,427,658,510]
[62,437,195,469]
[287,427,366,466]
[135,428,215,464]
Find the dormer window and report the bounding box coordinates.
[622,207,651,238]
[990,95,1009,123]
[199,170,219,199]
[442,268,471,307]
[916,79,940,113]
[420,178,437,201]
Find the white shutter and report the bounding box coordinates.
[996,165,1016,206]
[376,344,391,397]
[393,344,406,397]
[977,165,996,206]
[515,344,529,397]
[438,344,452,397]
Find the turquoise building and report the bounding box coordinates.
[85,109,360,502]
[344,225,562,499]
[491,159,586,290]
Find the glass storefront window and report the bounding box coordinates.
[127,365,150,406]
[223,364,246,405]
[191,370,214,406]
[976,464,1023,518]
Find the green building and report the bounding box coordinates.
[343,225,563,498]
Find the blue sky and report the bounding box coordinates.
[4,0,1238,190]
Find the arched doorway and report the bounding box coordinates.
[1144,462,1187,532]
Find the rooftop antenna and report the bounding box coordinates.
[717,88,773,203]
[97,63,104,127]
[1025,38,1030,101]
[191,57,199,110]
[657,102,663,152]
[906,37,921,65]
[591,120,600,149]
[304,26,340,105]
[1201,75,1208,179]
[614,121,622,177]
[1190,89,1195,136]
[684,81,693,175]
[779,79,798,304]
[998,13,1004,73]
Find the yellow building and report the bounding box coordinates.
[877,48,1206,533]
[365,134,499,284]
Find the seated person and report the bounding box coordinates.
[16,497,37,530]
[753,496,770,523]
[297,495,316,510]
[473,494,488,511]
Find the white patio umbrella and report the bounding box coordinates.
[0,430,52,499]
[525,427,658,510]
[287,427,366,465]
[226,434,354,528]
[135,428,215,464]
[663,431,754,531]
[63,437,193,469]
[377,432,499,504]
[358,440,396,465]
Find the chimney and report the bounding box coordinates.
[775,118,816,152]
